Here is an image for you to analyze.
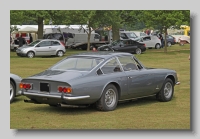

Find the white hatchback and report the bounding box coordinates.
[138,35,161,49]
[16,39,66,58]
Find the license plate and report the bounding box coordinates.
[40,82,50,93]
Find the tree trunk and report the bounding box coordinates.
[37,17,44,39]
[87,26,91,51]
[164,27,167,53]
[112,24,120,41]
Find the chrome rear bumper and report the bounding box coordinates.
[176,81,181,85]
[19,90,90,100]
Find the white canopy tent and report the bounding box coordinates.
[11,26,38,41]
[17,26,38,33]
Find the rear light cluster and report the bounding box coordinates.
[20,83,32,90]
[60,42,65,47]
[144,44,146,47]
[58,86,72,93]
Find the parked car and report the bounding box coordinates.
[133,31,148,38]
[162,35,176,47]
[16,39,66,58]
[120,31,140,41]
[10,73,22,103]
[97,45,114,52]
[138,35,161,49]
[98,40,146,54]
[19,52,180,111]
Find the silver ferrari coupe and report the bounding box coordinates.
[19,52,180,111]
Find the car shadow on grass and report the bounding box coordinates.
[19,95,172,115]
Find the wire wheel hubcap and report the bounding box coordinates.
[164,82,172,98]
[105,89,116,108]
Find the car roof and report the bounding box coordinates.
[37,39,60,41]
[69,52,133,59]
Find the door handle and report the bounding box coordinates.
[128,76,132,79]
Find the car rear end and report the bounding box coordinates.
[56,40,66,55]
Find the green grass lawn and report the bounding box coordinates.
[10,44,190,129]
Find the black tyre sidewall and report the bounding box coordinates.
[156,78,174,102]
[96,84,118,111]
[10,81,16,103]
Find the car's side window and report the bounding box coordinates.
[101,58,122,74]
[52,41,60,46]
[120,33,128,39]
[38,41,52,47]
[117,56,139,71]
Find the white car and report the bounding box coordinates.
[16,39,66,58]
[138,35,161,49]
[134,31,148,38]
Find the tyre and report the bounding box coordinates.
[10,80,16,103]
[135,48,142,54]
[56,50,64,57]
[155,43,160,49]
[13,47,17,52]
[167,42,172,47]
[27,51,35,58]
[156,78,174,102]
[96,84,118,111]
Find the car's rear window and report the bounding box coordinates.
[51,57,104,71]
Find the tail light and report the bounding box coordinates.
[144,44,146,47]
[60,41,65,47]
[20,83,32,90]
[58,86,72,93]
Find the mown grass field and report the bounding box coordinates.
[10,44,190,129]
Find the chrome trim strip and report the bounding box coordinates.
[22,91,90,100]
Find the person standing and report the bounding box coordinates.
[10,34,13,45]
[159,33,164,48]
[29,33,33,43]
[17,35,24,47]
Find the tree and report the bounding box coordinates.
[59,10,119,51]
[140,10,190,52]
[10,10,60,39]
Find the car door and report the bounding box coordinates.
[112,41,127,52]
[34,40,52,56]
[50,41,61,55]
[142,36,152,48]
[117,55,155,98]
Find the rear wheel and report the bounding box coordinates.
[135,48,142,54]
[56,50,64,57]
[27,51,35,58]
[96,84,118,111]
[155,43,160,49]
[10,81,16,103]
[156,78,174,102]
[167,42,172,47]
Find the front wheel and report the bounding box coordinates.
[96,84,118,111]
[135,48,142,54]
[10,81,16,103]
[27,51,35,58]
[56,50,64,57]
[156,78,174,102]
